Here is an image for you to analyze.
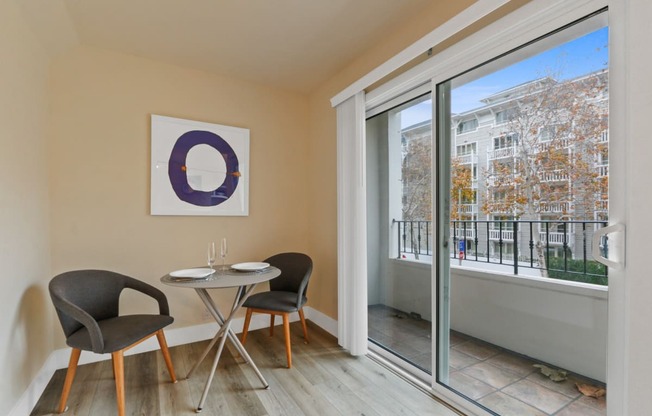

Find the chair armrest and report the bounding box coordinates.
[51,294,105,353]
[123,276,170,316]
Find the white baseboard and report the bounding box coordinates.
[305,306,337,337]
[8,351,61,416]
[9,306,337,416]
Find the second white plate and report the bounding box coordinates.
[231,262,270,271]
[169,268,214,278]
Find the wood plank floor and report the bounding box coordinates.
[31,321,459,416]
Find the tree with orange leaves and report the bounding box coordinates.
[481,71,608,275]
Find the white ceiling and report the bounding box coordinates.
[19,0,438,94]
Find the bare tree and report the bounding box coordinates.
[402,136,432,221]
[401,134,432,260]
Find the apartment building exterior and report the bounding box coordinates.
[400,70,609,268]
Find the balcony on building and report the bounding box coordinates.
[539,200,572,214]
[538,169,570,182]
[487,146,516,160]
[456,152,478,165]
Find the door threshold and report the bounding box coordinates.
[367,349,466,416]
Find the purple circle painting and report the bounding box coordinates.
[168,130,240,207]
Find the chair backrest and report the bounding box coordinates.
[265,253,313,298]
[49,270,133,339]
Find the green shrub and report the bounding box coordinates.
[546,257,608,286]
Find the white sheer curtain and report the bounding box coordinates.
[336,92,368,355]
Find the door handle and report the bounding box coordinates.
[592,223,625,270]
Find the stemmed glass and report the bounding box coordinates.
[207,242,216,272]
[220,238,228,270]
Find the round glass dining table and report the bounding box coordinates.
[161,266,280,413]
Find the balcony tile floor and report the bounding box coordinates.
[369,304,606,416]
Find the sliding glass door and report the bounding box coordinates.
[435,12,610,415]
[366,92,433,376]
[355,3,624,414]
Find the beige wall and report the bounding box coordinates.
[48,46,311,343]
[0,1,52,414]
[305,0,475,318]
[45,0,474,345]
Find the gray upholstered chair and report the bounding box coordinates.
[49,270,177,416]
[240,252,312,368]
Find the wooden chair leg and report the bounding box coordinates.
[241,308,253,344]
[112,351,126,416]
[57,348,81,413]
[270,314,275,336]
[282,313,292,368]
[156,330,177,383]
[298,308,309,343]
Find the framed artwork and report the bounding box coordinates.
[151,115,249,216]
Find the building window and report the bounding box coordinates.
[456,142,477,156]
[539,125,557,142]
[493,133,518,150]
[495,108,516,124]
[492,191,508,204]
[598,145,609,165]
[457,119,478,134]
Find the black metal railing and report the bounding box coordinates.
[394,219,431,260]
[393,219,609,283]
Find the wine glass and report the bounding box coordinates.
[220,238,228,270]
[207,242,216,272]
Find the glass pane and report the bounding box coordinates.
[366,93,433,374]
[437,16,608,415]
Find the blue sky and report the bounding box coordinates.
[401,26,608,128]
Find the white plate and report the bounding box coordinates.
[231,262,270,271]
[169,268,214,278]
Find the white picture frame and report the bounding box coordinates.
[151,115,249,216]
